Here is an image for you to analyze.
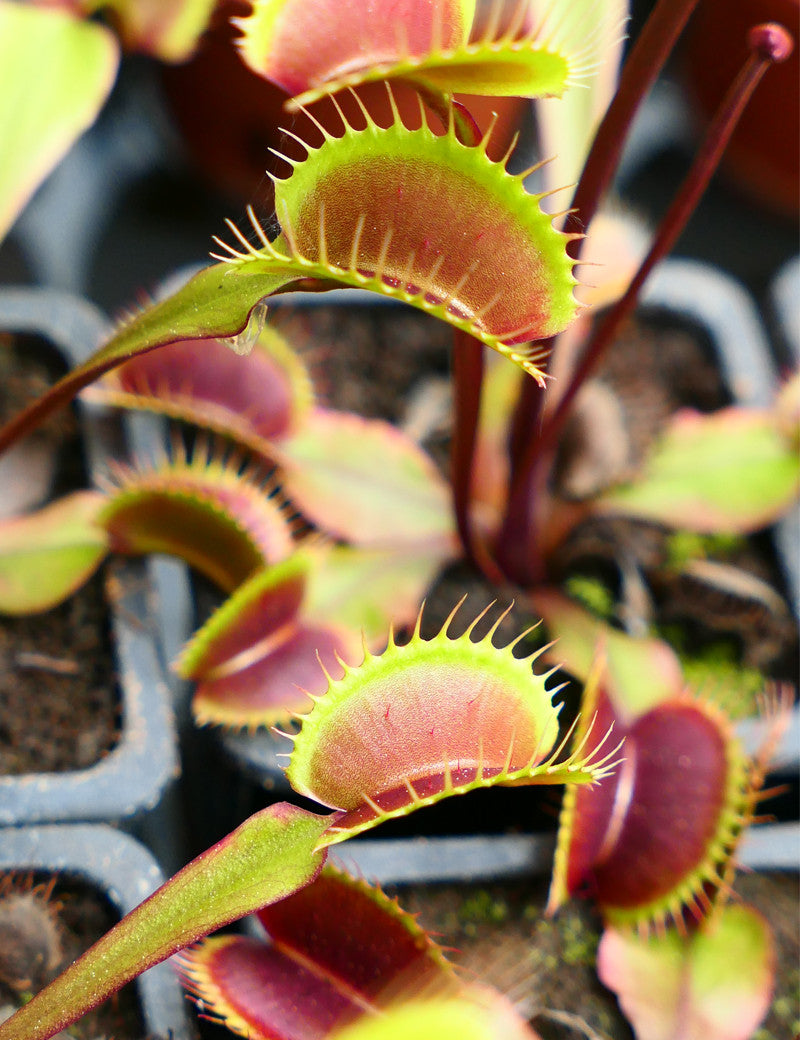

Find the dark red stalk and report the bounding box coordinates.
[451,330,508,583]
[451,332,485,564]
[499,0,702,582]
[498,17,792,586]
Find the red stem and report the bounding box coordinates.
[500,20,793,586]
[450,331,508,584]
[451,331,485,564]
[499,0,702,583]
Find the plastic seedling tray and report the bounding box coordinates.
[0,823,192,1039]
[0,289,180,837]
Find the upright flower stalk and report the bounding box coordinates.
[498,13,794,585]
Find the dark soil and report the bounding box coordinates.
[0,332,84,500]
[273,301,453,425]
[0,874,144,1039]
[393,871,799,1039]
[0,571,119,775]
[0,335,120,775]
[394,874,629,1039]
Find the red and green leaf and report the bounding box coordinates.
[85,323,314,448]
[0,2,118,244]
[597,904,774,1040]
[234,0,474,97]
[287,602,621,843]
[0,804,331,1040]
[177,554,363,728]
[178,866,457,1039]
[235,0,603,108]
[598,406,800,533]
[329,990,538,1040]
[100,447,294,592]
[549,676,754,930]
[0,491,108,615]
[276,409,457,547]
[304,542,451,645]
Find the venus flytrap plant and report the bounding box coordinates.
[0,2,797,1037]
[6,0,794,645]
[0,441,295,615]
[540,634,788,1039]
[1,7,795,586]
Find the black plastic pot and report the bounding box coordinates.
[771,254,800,365]
[329,820,799,885]
[0,289,180,837]
[769,255,800,671]
[0,823,193,1039]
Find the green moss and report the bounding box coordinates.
[773,996,791,1017]
[559,910,600,967]
[564,575,615,620]
[665,530,745,570]
[657,623,764,719]
[458,890,509,927]
[561,936,597,966]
